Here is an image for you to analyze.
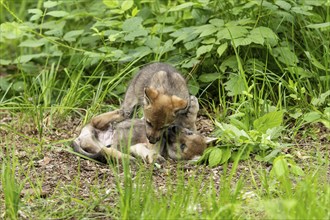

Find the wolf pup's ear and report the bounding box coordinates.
[144,87,159,105]
[171,95,188,113]
[205,137,217,146]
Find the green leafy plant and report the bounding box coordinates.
[199,110,286,166]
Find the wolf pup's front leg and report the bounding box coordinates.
[175,95,199,131]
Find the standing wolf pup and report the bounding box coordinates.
[91,62,196,144]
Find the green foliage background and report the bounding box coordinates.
[1,0,329,103]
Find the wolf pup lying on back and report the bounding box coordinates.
[72,97,212,163]
[91,62,195,144]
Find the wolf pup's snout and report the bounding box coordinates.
[147,135,160,144]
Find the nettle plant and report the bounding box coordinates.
[198,110,286,167]
[1,0,328,98]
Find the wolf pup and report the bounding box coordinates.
[91,62,195,144]
[73,111,211,164]
[73,110,159,164]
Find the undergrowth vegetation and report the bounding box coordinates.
[0,0,329,219]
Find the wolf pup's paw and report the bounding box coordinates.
[187,95,199,120]
[174,95,199,131]
[91,117,109,130]
[183,95,199,126]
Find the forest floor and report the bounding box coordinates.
[0,110,329,218]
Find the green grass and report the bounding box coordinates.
[1,0,329,219]
[1,136,328,219]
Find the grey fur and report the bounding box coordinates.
[121,62,190,117]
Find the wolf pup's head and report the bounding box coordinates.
[143,87,188,144]
[164,126,215,161]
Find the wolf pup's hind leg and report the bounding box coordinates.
[91,109,125,130]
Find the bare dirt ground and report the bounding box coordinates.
[0,111,329,214]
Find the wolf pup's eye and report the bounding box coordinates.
[180,144,186,151]
[146,120,153,128]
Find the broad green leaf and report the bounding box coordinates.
[217,42,228,58]
[196,147,214,164]
[202,38,216,44]
[289,110,302,119]
[273,46,298,66]
[30,14,42,21]
[43,1,59,8]
[119,46,151,62]
[63,30,84,42]
[272,156,289,178]
[266,126,284,140]
[253,111,283,134]
[108,32,122,42]
[46,11,69,17]
[208,148,222,167]
[291,6,314,16]
[124,29,148,41]
[250,26,278,46]
[220,55,239,72]
[209,18,224,27]
[199,73,220,83]
[28,8,43,15]
[229,117,248,131]
[158,39,175,54]
[275,0,292,10]
[215,122,250,140]
[182,58,199,68]
[232,37,252,47]
[19,39,46,47]
[184,39,200,50]
[196,45,213,58]
[220,148,231,164]
[248,35,264,45]
[0,59,11,65]
[103,0,119,8]
[194,24,217,37]
[286,66,314,78]
[13,53,48,64]
[311,90,330,106]
[122,17,143,32]
[188,79,199,95]
[13,81,24,92]
[217,25,248,40]
[121,0,134,11]
[303,111,321,123]
[320,119,330,129]
[169,2,195,12]
[306,22,330,29]
[0,22,24,39]
[39,20,66,30]
[290,164,304,176]
[171,27,197,44]
[122,17,148,41]
[224,74,245,96]
[144,36,161,49]
[0,77,10,90]
[132,7,139,16]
